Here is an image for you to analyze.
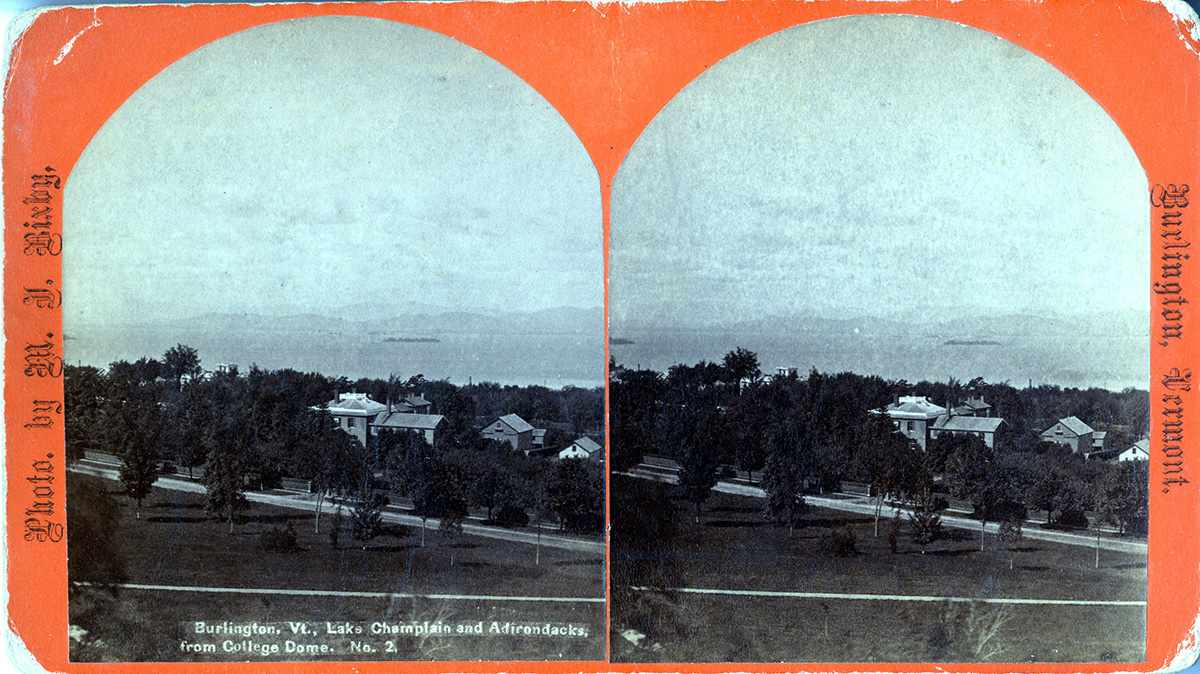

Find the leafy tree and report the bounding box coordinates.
[201,409,254,533]
[162,343,202,391]
[941,437,1024,552]
[907,487,944,550]
[411,459,462,547]
[761,417,817,534]
[609,361,665,473]
[722,347,761,395]
[1091,460,1149,567]
[1018,443,1087,525]
[546,459,603,533]
[292,410,366,533]
[997,519,1023,570]
[351,489,387,549]
[64,364,107,461]
[855,413,926,537]
[108,391,163,519]
[438,498,468,566]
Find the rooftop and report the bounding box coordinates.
[323,393,388,416]
[884,396,947,419]
[935,415,1005,433]
[1049,416,1095,436]
[375,412,445,430]
[496,413,535,434]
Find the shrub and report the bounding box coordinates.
[908,503,943,545]
[1057,508,1089,529]
[492,503,529,527]
[351,492,387,547]
[260,523,299,552]
[825,523,857,557]
[886,514,901,553]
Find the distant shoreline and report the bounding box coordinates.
[943,339,1001,346]
[383,337,440,343]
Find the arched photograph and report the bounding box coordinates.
[609,14,1149,663]
[63,15,605,662]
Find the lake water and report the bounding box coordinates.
[66,325,605,389]
[610,329,1149,392]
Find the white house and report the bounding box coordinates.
[319,392,443,447]
[558,437,602,462]
[1118,438,1150,462]
[1041,416,1095,454]
[881,396,1005,450]
[481,413,535,453]
[320,392,388,447]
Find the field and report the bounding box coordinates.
[611,476,1146,663]
[68,472,605,662]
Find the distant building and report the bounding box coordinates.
[532,428,548,449]
[775,367,798,378]
[373,410,445,446]
[1118,438,1150,462]
[881,395,1005,450]
[1041,416,1095,454]
[401,395,433,415]
[882,396,946,451]
[322,392,388,447]
[929,415,1005,449]
[952,396,992,417]
[1091,431,1109,453]
[320,392,443,447]
[481,413,535,453]
[558,436,603,462]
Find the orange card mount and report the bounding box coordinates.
[4,1,1199,672]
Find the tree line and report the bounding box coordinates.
[66,345,604,546]
[610,349,1150,552]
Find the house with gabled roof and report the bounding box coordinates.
[1118,438,1150,462]
[952,396,992,417]
[881,396,947,450]
[1041,416,1095,454]
[930,414,1005,449]
[559,436,603,462]
[320,392,388,447]
[319,392,443,447]
[401,395,433,414]
[373,410,445,446]
[881,395,1006,450]
[481,413,535,453]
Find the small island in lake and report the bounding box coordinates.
[943,339,1000,346]
[383,337,440,343]
[609,337,635,345]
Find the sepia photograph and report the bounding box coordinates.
[609,15,1150,663]
[61,16,605,662]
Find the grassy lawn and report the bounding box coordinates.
[68,473,604,662]
[611,477,1146,663]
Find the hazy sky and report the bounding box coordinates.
[610,15,1149,329]
[64,16,602,325]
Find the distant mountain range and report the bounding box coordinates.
[84,306,604,337]
[615,308,1150,341]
